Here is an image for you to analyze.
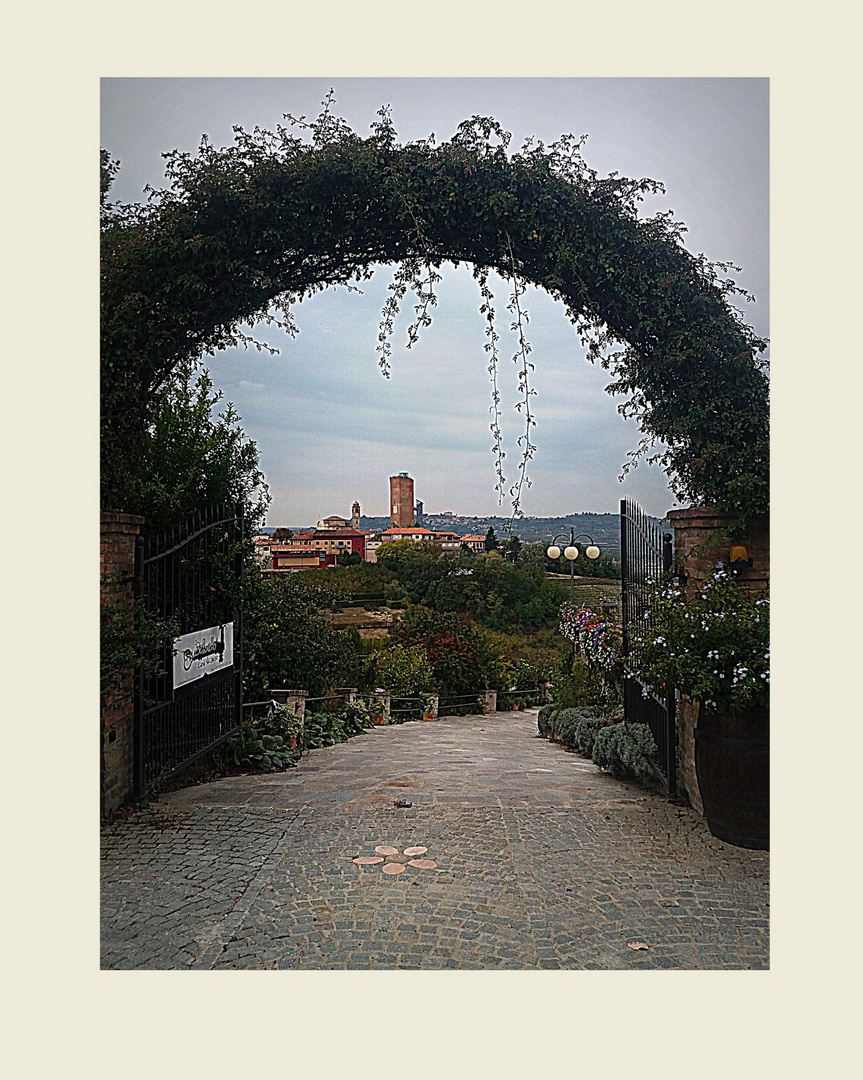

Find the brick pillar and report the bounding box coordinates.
[270,690,307,753]
[666,506,769,814]
[482,690,498,715]
[334,687,358,706]
[422,694,439,721]
[270,689,308,724]
[666,506,769,599]
[368,690,391,726]
[101,513,145,819]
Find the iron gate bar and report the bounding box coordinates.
[133,501,244,797]
[620,497,677,797]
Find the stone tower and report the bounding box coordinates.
[389,473,414,528]
[351,501,361,530]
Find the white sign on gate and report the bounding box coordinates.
[172,622,234,689]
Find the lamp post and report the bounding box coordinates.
[547,530,601,604]
[546,529,600,660]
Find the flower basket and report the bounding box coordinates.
[695,706,769,850]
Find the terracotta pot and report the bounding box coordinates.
[695,706,769,850]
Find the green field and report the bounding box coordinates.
[548,576,621,621]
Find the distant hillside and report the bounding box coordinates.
[262,511,669,557]
[361,512,670,556]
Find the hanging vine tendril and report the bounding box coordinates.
[475,267,506,504]
[505,235,537,528]
[376,176,444,373]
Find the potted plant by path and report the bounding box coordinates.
[634,566,770,850]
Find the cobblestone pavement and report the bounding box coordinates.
[101,709,769,969]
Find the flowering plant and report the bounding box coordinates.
[632,566,769,712]
[558,603,624,677]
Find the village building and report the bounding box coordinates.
[459,533,487,553]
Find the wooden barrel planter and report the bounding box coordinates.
[695,707,769,850]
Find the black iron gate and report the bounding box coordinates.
[620,497,677,795]
[133,502,244,796]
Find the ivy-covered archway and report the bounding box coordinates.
[101,106,768,523]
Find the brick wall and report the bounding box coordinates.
[667,506,769,813]
[101,513,144,819]
[667,506,769,598]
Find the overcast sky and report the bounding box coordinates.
[101,77,768,527]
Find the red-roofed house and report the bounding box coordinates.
[431,530,463,552]
[459,534,487,553]
[267,547,333,573]
[379,527,437,543]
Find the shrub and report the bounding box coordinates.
[591,722,658,784]
[537,703,558,738]
[391,606,508,695]
[572,714,606,757]
[302,701,373,750]
[223,729,296,771]
[553,652,622,714]
[554,706,601,748]
[242,574,361,700]
[374,643,437,697]
[633,567,769,712]
[256,703,304,743]
[302,709,346,750]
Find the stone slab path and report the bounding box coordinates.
[100,709,769,969]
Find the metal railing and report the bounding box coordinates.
[497,688,542,710]
[390,696,426,723]
[437,693,484,717]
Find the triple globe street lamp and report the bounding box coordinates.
[547,530,601,603]
[548,530,601,660]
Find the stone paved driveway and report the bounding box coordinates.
[101,709,769,969]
